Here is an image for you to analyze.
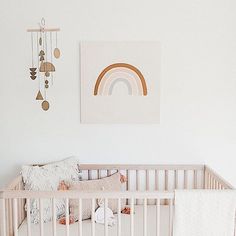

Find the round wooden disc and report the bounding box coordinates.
[54,48,61,59]
[45,71,50,77]
[42,100,49,111]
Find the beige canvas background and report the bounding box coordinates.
[80,41,161,123]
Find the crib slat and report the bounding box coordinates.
[155,170,159,205]
[136,170,139,190]
[143,198,147,236]
[117,199,121,236]
[130,198,134,236]
[213,179,216,189]
[52,198,57,236]
[165,170,168,191]
[13,199,18,236]
[165,170,169,205]
[126,170,129,204]
[169,199,173,236]
[98,170,101,179]
[126,170,129,191]
[175,170,178,189]
[209,176,212,189]
[17,196,21,226]
[91,199,95,236]
[88,170,92,180]
[104,198,108,236]
[219,183,222,190]
[79,199,82,236]
[155,170,159,190]
[1,199,6,236]
[39,199,44,236]
[65,198,70,236]
[9,199,13,236]
[146,170,150,191]
[206,172,209,189]
[194,170,197,189]
[136,170,140,205]
[156,198,160,236]
[184,170,188,189]
[146,171,150,205]
[26,199,31,236]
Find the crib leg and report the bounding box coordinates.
[0,198,7,236]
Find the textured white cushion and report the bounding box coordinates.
[21,157,81,224]
[69,172,126,221]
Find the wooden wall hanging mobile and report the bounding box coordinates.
[27,18,61,111]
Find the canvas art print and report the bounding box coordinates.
[80,42,160,123]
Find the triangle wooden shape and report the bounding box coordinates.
[36,90,43,100]
[40,56,45,61]
[30,75,36,80]
[30,68,37,72]
[30,71,37,76]
[39,50,45,56]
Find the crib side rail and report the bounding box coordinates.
[80,164,205,199]
[0,190,175,236]
[204,165,234,190]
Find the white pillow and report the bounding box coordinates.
[21,157,81,224]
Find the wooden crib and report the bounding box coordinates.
[0,164,234,236]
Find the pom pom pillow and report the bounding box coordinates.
[22,157,81,223]
[69,172,126,221]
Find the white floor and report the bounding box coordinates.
[19,205,171,236]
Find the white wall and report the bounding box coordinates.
[0,0,236,188]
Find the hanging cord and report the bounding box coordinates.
[50,32,54,85]
[56,31,58,48]
[42,31,46,100]
[31,32,34,67]
[45,32,48,64]
[36,32,40,89]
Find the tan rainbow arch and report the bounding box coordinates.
[94,63,147,96]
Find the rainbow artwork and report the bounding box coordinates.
[94,63,147,96]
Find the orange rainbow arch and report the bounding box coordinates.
[94,63,147,96]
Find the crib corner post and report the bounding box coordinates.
[0,195,6,236]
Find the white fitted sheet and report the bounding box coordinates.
[19,205,171,236]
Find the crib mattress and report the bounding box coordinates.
[18,205,171,236]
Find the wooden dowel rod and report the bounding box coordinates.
[143,198,147,236]
[169,199,173,236]
[184,170,188,189]
[65,199,69,236]
[104,198,108,236]
[52,198,57,236]
[117,199,121,236]
[40,199,44,236]
[1,199,6,236]
[155,170,159,191]
[91,199,95,236]
[79,199,82,236]
[13,199,18,236]
[194,170,197,189]
[136,170,139,205]
[175,170,178,189]
[27,28,60,32]
[88,170,92,180]
[130,198,134,236]
[156,198,160,236]
[26,199,31,236]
